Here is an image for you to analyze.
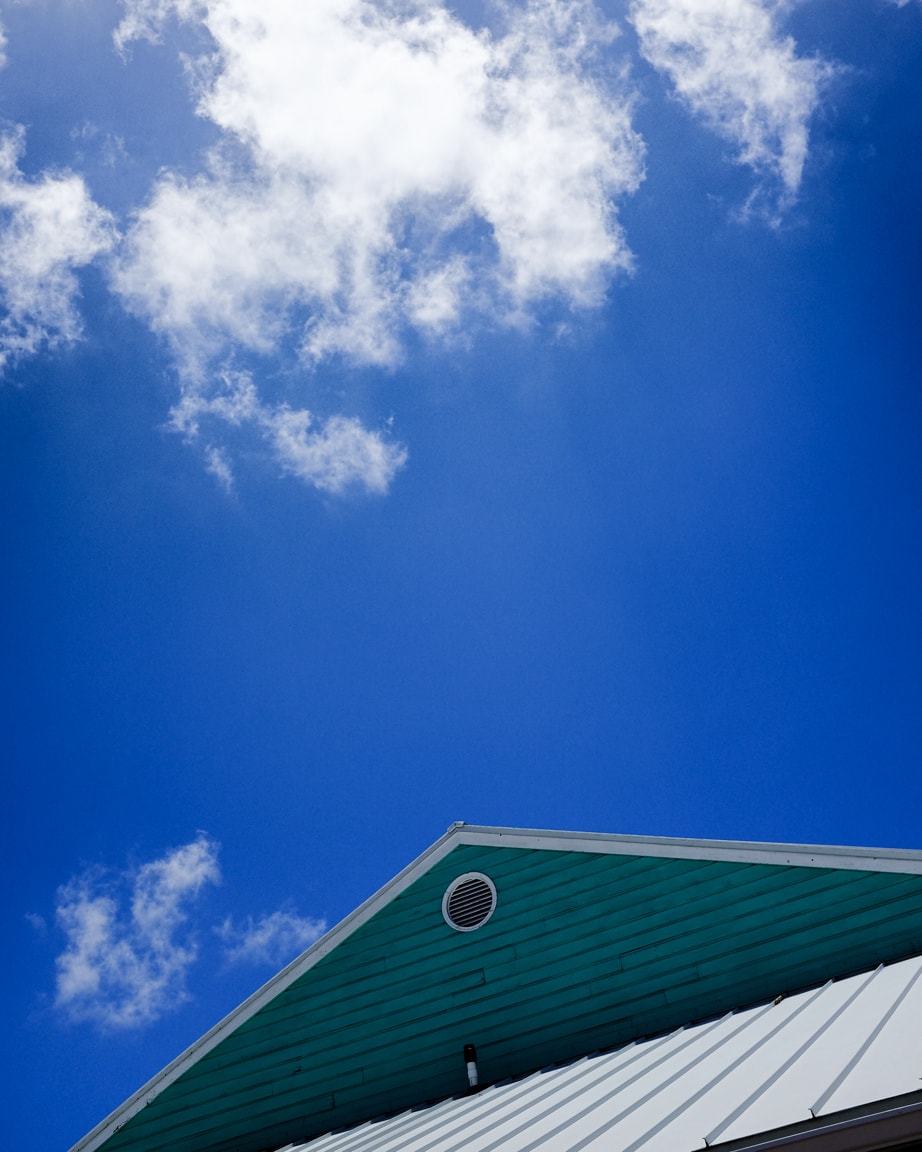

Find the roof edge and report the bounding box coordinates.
[716,1092,922,1152]
[454,826,922,874]
[69,824,922,1152]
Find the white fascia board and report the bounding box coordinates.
[68,824,922,1152]
[454,826,922,875]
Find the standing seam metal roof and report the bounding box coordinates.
[276,952,922,1152]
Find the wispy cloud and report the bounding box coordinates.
[629,0,835,205]
[51,836,332,1028]
[171,371,408,494]
[54,835,220,1030]
[217,908,327,968]
[0,129,116,374]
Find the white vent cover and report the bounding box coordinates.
[442,872,497,932]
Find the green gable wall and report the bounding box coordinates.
[92,844,922,1152]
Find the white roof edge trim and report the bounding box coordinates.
[453,826,922,875]
[715,1093,922,1152]
[68,823,922,1152]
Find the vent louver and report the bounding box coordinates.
[442,873,497,932]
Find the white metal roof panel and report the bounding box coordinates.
[815,957,922,1117]
[277,953,922,1152]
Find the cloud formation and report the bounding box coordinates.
[629,0,834,201]
[110,0,644,488]
[54,835,220,1029]
[171,371,408,494]
[217,908,327,968]
[0,0,857,491]
[0,129,116,373]
[114,0,642,356]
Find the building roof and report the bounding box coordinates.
[275,951,922,1152]
[71,826,922,1152]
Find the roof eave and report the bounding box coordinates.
[454,826,922,874]
[717,1092,922,1152]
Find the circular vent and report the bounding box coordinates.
[442,872,497,932]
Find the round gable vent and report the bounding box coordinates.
[442,872,497,932]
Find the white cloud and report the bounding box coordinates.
[405,256,472,336]
[204,443,235,491]
[114,0,643,361]
[0,129,116,373]
[629,0,834,201]
[71,121,130,170]
[217,908,327,968]
[110,0,643,489]
[171,371,408,494]
[54,835,220,1030]
[270,409,407,495]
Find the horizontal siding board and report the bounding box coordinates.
[611,868,863,951]
[621,872,917,971]
[694,892,922,979]
[483,862,771,940]
[119,1070,345,1150]
[136,1084,337,1152]
[140,1058,365,1127]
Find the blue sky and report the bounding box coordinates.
[1,0,920,1147]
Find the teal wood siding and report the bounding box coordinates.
[99,845,922,1152]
